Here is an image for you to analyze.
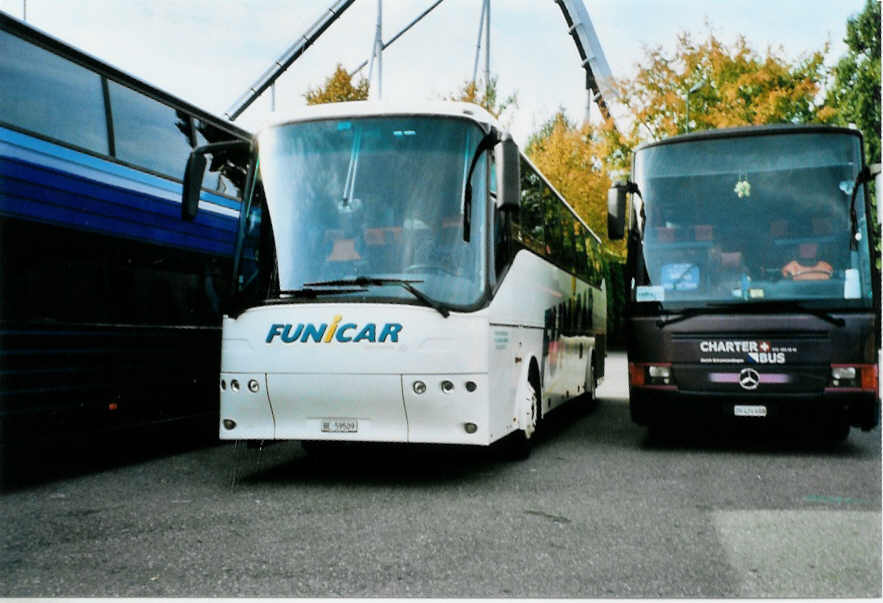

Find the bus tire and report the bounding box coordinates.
[503,374,540,460]
[583,352,598,410]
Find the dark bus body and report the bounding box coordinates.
[608,125,880,440]
[0,14,249,446]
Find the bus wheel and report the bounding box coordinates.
[503,379,539,460]
[583,354,598,410]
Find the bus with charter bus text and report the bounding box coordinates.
[607,124,880,441]
[181,101,607,457]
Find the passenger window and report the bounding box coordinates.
[544,192,563,262]
[0,29,108,153]
[574,225,588,280]
[108,81,194,178]
[519,158,546,254]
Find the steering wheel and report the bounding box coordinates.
[404,264,457,276]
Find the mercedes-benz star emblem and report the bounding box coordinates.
[739,368,760,390]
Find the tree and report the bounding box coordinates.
[447,75,517,120]
[526,111,624,258]
[826,0,881,164]
[304,63,369,105]
[526,110,626,338]
[601,26,836,172]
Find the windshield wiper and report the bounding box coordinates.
[304,277,451,318]
[655,307,713,328]
[275,287,369,300]
[655,300,845,328]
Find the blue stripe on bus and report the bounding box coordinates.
[1,154,238,256]
[0,125,241,211]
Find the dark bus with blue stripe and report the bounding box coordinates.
[608,125,880,441]
[0,13,250,445]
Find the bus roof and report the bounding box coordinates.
[636,123,863,153]
[258,100,500,133]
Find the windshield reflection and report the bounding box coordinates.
[633,130,873,309]
[257,116,488,309]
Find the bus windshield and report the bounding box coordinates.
[256,116,487,309]
[632,130,874,310]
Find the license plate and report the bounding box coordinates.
[734,405,767,418]
[321,419,358,433]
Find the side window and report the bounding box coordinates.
[0,29,108,153]
[586,235,603,287]
[544,188,563,262]
[574,223,589,280]
[559,205,575,270]
[108,81,194,178]
[519,158,545,255]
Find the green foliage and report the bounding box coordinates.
[447,76,517,119]
[599,25,837,173]
[526,111,622,258]
[826,0,881,164]
[304,64,369,105]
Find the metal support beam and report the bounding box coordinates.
[368,0,383,99]
[350,0,445,77]
[225,0,355,121]
[554,0,616,125]
[471,0,487,87]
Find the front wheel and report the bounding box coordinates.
[501,380,539,460]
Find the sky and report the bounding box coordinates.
[0,0,868,147]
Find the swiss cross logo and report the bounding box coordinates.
[758,341,771,353]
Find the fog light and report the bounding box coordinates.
[413,381,426,395]
[222,419,237,430]
[464,422,477,434]
[248,379,260,393]
[441,380,455,393]
[465,381,477,392]
[230,379,240,392]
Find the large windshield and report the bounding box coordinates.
[632,130,873,310]
[256,116,488,308]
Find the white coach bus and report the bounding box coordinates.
[181,101,607,457]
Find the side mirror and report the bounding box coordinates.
[181,140,251,222]
[607,182,629,240]
[495,132,521,211]
[182,151,207,221]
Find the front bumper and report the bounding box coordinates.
[630,386,880,431]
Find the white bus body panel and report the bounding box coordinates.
[220,304,497,444]
[219,251,605,446]
[487,250,604,416]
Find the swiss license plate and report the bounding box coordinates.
[734,405,767,418]
[321,419,358,433]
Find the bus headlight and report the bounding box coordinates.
[647,365,672,385]
[248,379,260,393]
[648,366,671,380]
[830,364,876,391]
[413,381,427,395]
[831,366,856,381]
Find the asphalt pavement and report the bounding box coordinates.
[1,351,880,597]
